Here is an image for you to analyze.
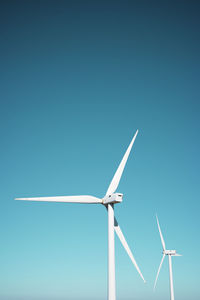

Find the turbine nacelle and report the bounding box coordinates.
[163,250,176,256]
[103,193,123,205]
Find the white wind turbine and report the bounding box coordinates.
[15,130,145,300]
[154,215,182,300]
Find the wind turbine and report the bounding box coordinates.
[154,215,182,300]
[15,130,145,300]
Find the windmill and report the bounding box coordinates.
[154,215,182,300]
[15,130,145,300]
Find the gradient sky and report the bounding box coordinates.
[0,1,200,300]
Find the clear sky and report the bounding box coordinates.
[0,1,200,300]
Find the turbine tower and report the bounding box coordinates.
[154,215,182,300]
[15,130,145,300]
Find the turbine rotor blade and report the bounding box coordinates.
[15,195,102,204]
[175,253,182,256]
[114,217,146,283]
[156,215,166,250]
[106,130,138,196]
[154,254,166,290]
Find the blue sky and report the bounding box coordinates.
[0,1,200,299]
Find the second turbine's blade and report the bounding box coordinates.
[154,254,165,290]
[106,130,138,196]
[114,217,146,283]
[15,195,102,204]
[156,215,166,251]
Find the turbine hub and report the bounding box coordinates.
[102,193,123,205]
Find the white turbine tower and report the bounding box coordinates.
[154,215,182,300]
[15,130,145,300]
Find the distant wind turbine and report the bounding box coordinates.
[154,215,182,300]
[15,130,145,300]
